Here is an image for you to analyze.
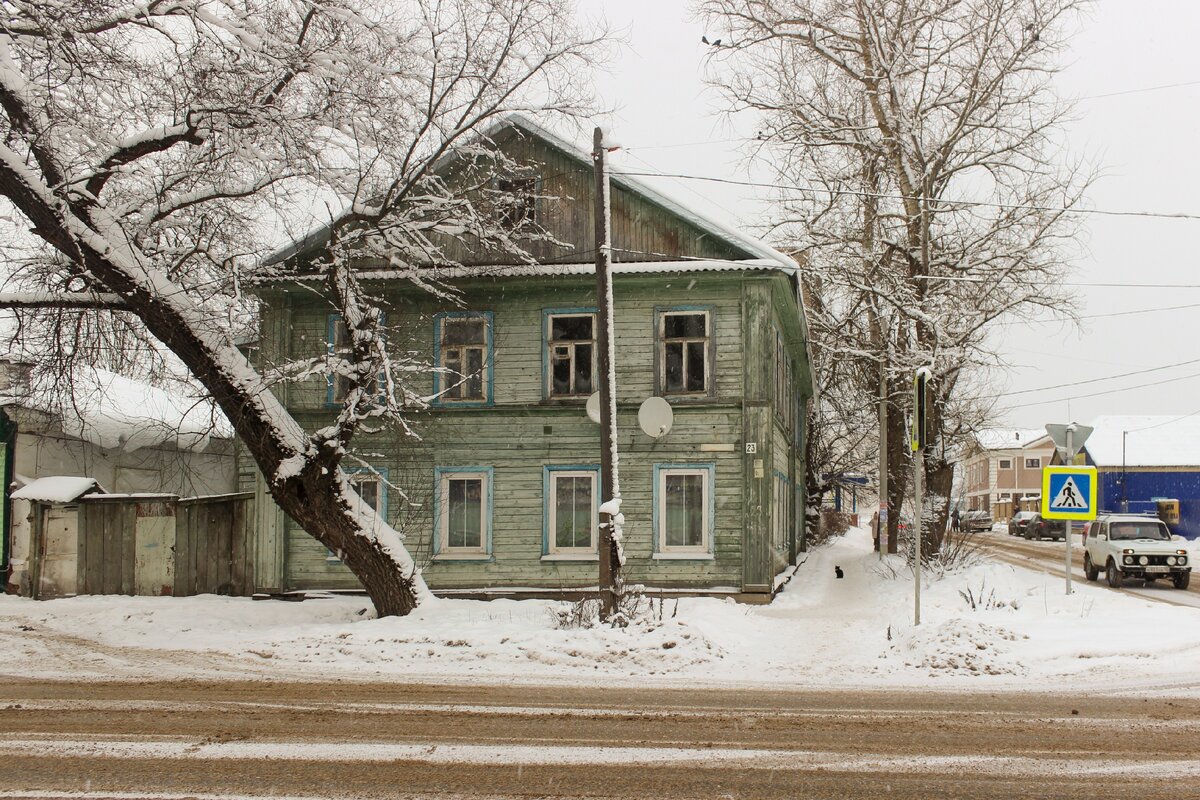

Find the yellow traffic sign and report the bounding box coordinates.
[1041,466,1098,521]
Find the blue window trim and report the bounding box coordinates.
[542,464,601,557]
[432,466,494,562]
[653,305,717,398]
[651,462,716,557]
[327,466,390,561]
[541,307,599,400]
[326,313,387,408]
[431,311,495,408]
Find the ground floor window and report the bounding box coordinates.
[435,467,492,559]
[328,468,387,562]
[544,467,598,558]
[654,464,714,558]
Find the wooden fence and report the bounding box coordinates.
[74,492,255,597]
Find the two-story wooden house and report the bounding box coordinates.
[243,116,813,601]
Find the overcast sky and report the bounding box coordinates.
[572,1,1200,434]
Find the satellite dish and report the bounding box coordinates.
[638,396,673,439]
[585,392,601,424]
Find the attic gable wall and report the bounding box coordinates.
[370,127,754,269]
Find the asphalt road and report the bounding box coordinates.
[2,679,1198,799]
[975,527,1200,607]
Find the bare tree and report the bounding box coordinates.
[699,0,1090,554]
[0,0,606,615]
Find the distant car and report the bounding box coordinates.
[1023,512,1066,541]
[962,510,993,532]
[1009,511,1038,537]
[1083,514,1190,590]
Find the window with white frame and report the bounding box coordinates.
[437,315,490,403]
[656,466,712,555]
[437,469,490,557]
[1025,457,1040,469]
[328,471,385,561]
[546,469,597,556]
[546,312,596,398]
[659,310,711,395]
[998,459,1013,469]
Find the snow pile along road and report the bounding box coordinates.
[1,525,1198,692]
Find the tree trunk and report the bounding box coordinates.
[275,467,422,616]
[924,454,955,556]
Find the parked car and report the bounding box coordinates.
[1009,511,1038,537]
[1022,512,1065,541]
[962,510,993,532]
[1083,514,1190,590]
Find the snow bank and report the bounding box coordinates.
[1,526,1198,692]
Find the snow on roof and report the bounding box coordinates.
[281,258,792,282]
[12,476,102,503]
[1084,414,1200,467]
[973,429,1046,451]
[2,368,232,453]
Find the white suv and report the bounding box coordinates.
[1083,514,1191,590]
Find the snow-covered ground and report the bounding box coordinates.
[2,526,1199,693]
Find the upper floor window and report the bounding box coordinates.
[546,311,596,398]
[328,316,352,403]
[774,329,794,429]
[1025,457,1041,469]
[998,459,1013,470]
[658,309,712,396]
[434,313,492,404]
[496,176,537,231]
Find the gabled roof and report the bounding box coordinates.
[1084,414,1200,467]
[500,114,797,271]
[266,113,799,274]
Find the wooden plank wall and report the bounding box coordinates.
[176,494,255,596]
[75,494,255,597]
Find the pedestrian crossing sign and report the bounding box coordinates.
[1042,466,1098,521]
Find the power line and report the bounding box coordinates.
[1079,78,1200,101]
[612,169,1200,221]
[1001,369,1200,410]
[995,300,1200,327]
[986,356,1200,398]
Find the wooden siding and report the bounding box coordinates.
[253,269,812,594]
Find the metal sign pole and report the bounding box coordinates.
[914,446,923,626]
[1064,426,1074,595]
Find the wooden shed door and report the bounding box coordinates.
[39,505,78,598]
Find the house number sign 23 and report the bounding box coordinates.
[745,442,757,454]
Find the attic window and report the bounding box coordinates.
[496,177,537,230]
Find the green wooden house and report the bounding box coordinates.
[243,116,813,601]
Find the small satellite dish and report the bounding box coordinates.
[585,392,601,424]
[638,396,673,439]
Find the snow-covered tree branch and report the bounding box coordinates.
[0,0,608,616]
[700,0,1091,553]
